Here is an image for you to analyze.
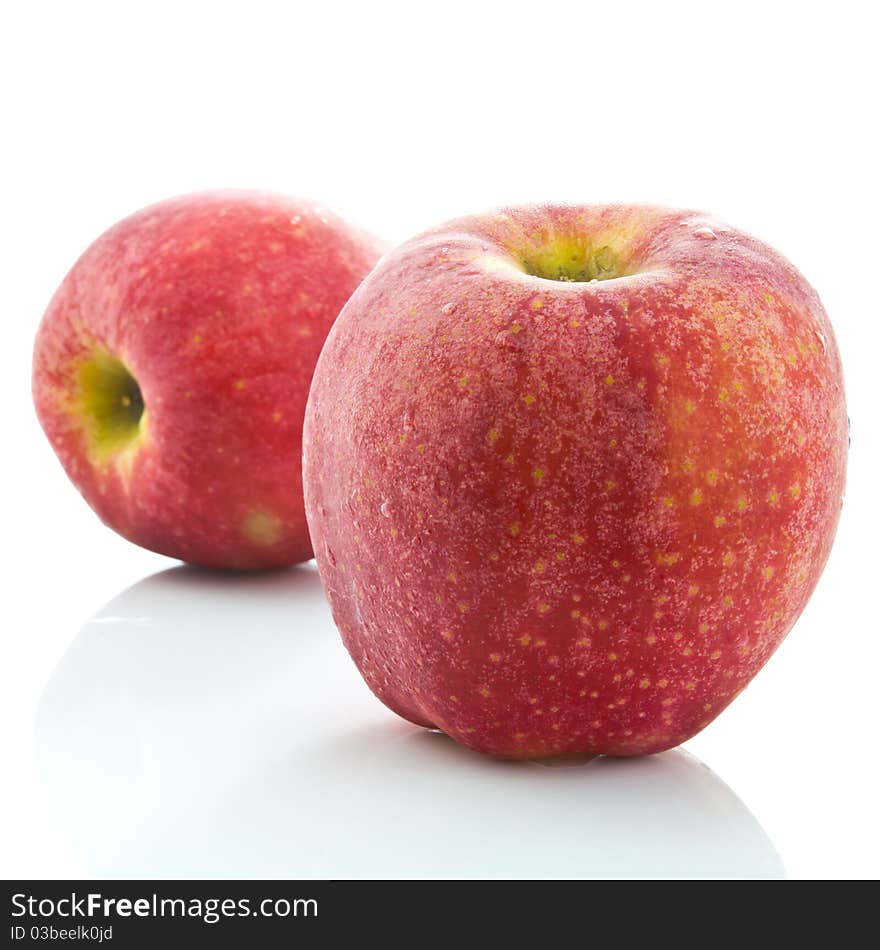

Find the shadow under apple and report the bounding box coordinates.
[36,565,784,879]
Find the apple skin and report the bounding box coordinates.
[33,191,385,569]
[303,204,847,758]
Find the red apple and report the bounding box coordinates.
[33,191,384,569]
[304,204,847,758]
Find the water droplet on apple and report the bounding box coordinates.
[694,227,717,240]
[815,329,828,354]
[441,302,457,315]
[380,499,392,518]
[494,328,523,350]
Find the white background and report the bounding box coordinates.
[1,0,878,879]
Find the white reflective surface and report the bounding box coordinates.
[5,0,880,882]
[36,565,783,879]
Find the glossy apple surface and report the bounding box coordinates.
[34,191,384,569]
[304,204,847,757]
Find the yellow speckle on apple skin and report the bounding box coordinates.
[242,510,283,546]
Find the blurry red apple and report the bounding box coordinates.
[304,204,847,757]
[33,191,384,569]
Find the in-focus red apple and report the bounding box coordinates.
[304,204,847,757]
[34,191,384,569]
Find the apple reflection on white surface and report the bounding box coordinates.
[36,565,784,879]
